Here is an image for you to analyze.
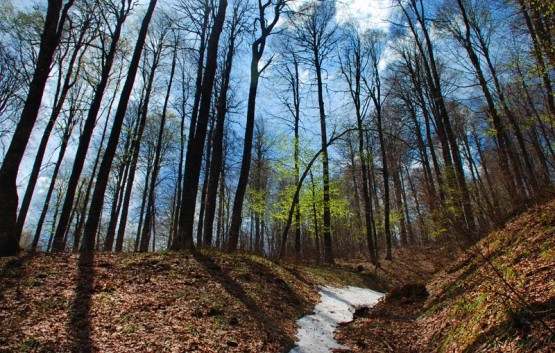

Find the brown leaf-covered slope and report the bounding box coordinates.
[0,250,383,353]
[336,199,555,353]
[0,252,309,352]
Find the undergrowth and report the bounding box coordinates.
[421,199,555,352]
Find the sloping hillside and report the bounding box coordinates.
[3,200,553,353]
[336,199,555,352]
[0,250,387,353]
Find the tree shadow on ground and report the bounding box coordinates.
[281,264,385,292]
[319,287,361,308]
[425,261,481,313]
[458,297,555,353]
[193,253,303,350]
[68,251,95,353]
[0,253,34,295]
[240,256,311,310]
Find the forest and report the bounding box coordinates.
[1,0,555,352]
[0,0,553,263]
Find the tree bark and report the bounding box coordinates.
[226,0,286,252]
[51,2,131,252]
[0,0,74,256]
[81,0,157,252]
[173,0,228,251]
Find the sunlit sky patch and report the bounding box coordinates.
[335,0,394,32]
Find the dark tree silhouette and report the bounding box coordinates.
[0,0,75,256]
[226,0,287,252]
[81,0,158,252]
[173,0,228,251]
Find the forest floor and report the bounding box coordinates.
[2,201,553,352]
[0,241,447,353]
[335,198,555,353]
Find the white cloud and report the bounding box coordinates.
[336,0,394,32]
[36,176,51,196]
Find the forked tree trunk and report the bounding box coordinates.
[226,0,286,252]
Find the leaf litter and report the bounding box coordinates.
[335,198,555,353]
[1,252,321,352]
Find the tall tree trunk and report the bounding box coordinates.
[313,54,334,263]
[16,16,91,241]
[202,23,237,247]
[114,75,154,253]
[291,54,302,257]
[225,0,285,252]
[103,149,131,252]
[340,33,378,264]
[401,48,444,204]
[405,165,426,241]
[455,0,537,194]
[184,2,211,171]
[393,165,408,246]
[310,171,320,262]
[47,190,65,252]
[215,162,226,249]
[0,0,74,256]
[376,104,392,260]
[81,0,157,252]
[196,124,213,247]
[51,2,131,252]
[171,65,191,244]
[135,153,153,252]
[518,0,555,119]
[365,131,380,255]
[347,138,363,235]
[399,167,414,244]
[225,49,259,251]
[400,0,475,236]
[139,35,177,252]
[451,7,517,199]
[174,0,228,251]
[31,116,75,252]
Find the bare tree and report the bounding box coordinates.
[203,1,247,248]
[82,0,158,252]
[173,0,228,251]
[0,0,75,256]
[285,0,338,263]
[16,8,96,240]
[397,0,476,237]
[139,19,177,252]
[225,0,288,252]
[51,0,134,252]
[31,83,83,252]
[339,27,379,264]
